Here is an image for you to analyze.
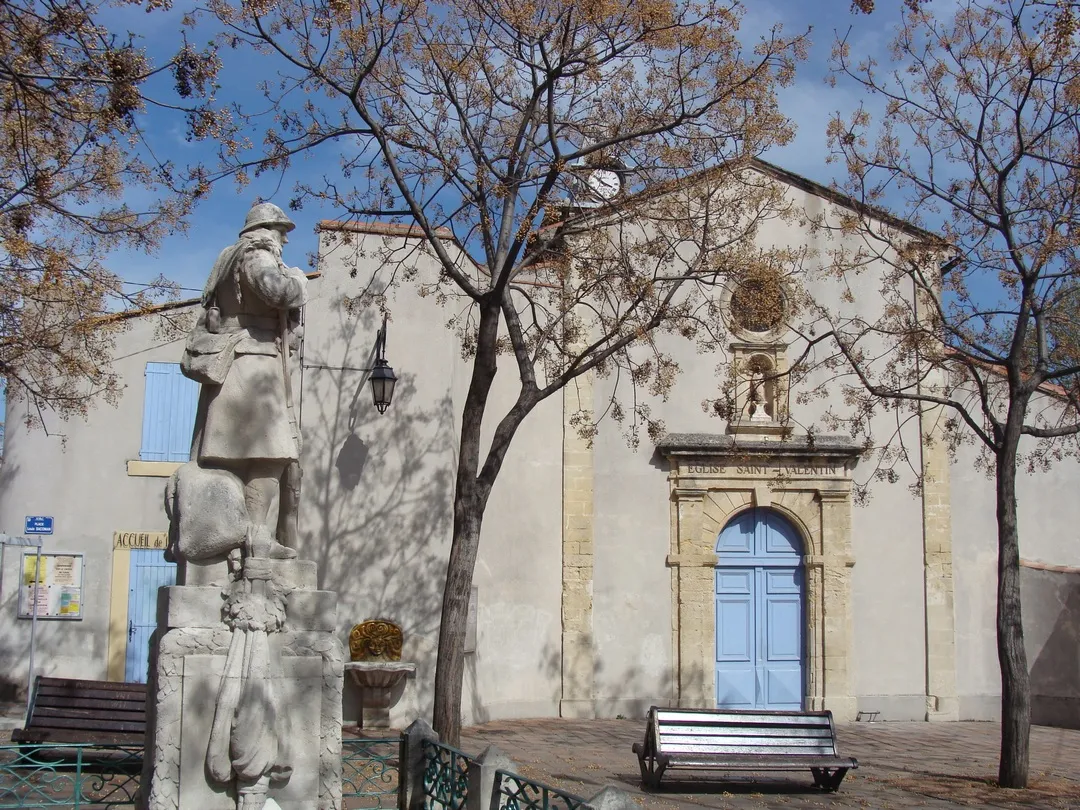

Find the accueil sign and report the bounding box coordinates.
[113,531,169,550]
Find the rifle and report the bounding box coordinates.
[276,309,302,549]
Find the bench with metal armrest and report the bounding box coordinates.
[632,706,858,791]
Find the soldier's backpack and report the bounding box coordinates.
[180,242,245,385]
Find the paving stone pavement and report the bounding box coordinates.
[460,720,1080,810]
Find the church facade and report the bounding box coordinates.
[1,162,1077,729]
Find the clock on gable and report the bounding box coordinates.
[586,168,623,201]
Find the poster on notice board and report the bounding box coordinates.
[18,552,83,620]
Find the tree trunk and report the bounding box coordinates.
[431,476,489,746]
[995,423,1030,788]
[431,301,500,746]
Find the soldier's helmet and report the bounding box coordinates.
[239,202,296,235]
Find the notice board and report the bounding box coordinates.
[18,552,84,620]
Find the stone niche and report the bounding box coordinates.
[656,432,863,721]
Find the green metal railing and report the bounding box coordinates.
[1,739,405,809]
[342,737,399,808]
[421,739,474,810]
[492,770,589,810]
[0,745,142,808]
[0,737,592,810]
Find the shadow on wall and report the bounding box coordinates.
[460,627,673,726]
[1023,566,1080,730]
[463,630,561,727]
[297,305,455,725]
[297,302,673,726]
[593,640,674,721]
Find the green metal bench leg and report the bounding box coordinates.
[828,767,849,790]
[636,752,651,786]
[648,760,667,789]
[811,767,848,792]
[636,754,666,789]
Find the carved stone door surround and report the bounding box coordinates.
[657,433,863,721]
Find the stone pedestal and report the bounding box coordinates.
[343,661,415,729]
[142,559,343,810]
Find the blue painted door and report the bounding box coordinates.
[125,549,177,683]
[715,508,804,710]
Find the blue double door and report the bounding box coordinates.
[125,549,177,683]
[715,508,805,710]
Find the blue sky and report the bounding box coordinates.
[103,0,909,297]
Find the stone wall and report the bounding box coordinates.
[951,430,1080,721]
[1022,563,1080,730]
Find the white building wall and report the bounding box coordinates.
[0,311,191,691]
[308,229,564,726]
[589,381,675,717]
[951,427,1080,721]
[585,177,930,719]
[1,170,1077,727]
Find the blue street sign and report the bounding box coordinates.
[24,516,53,535]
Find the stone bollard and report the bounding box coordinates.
[465,745,517,810]
[399,718,439,810]
[586,786,639,810]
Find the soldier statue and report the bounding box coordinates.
[161,201,310,809]
[168,201,308,564]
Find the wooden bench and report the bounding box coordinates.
[632,707,858,791]
[11,677,147,746]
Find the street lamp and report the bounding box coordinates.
[370,315,397,414]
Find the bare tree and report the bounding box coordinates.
[0,0,221,421]
[822,0,1080,787]
[199,0,809,744]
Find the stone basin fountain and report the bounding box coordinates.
[343,619,415,728]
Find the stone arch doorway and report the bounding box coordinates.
[657,432,865,720]
[714,507,805,710]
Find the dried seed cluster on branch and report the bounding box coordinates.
[0,0,221,421]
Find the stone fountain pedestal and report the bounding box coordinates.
[344,661,415,729]
[344,620,414,730]
[141,558,344,810]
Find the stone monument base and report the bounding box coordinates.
[141,559,343,810]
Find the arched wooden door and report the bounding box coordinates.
[714,508,805,710]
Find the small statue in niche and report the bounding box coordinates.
[748,380,771,422]
[744,355,776,423]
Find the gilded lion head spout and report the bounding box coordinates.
[349,619,403,662]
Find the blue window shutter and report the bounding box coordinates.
[140,363,200,462]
